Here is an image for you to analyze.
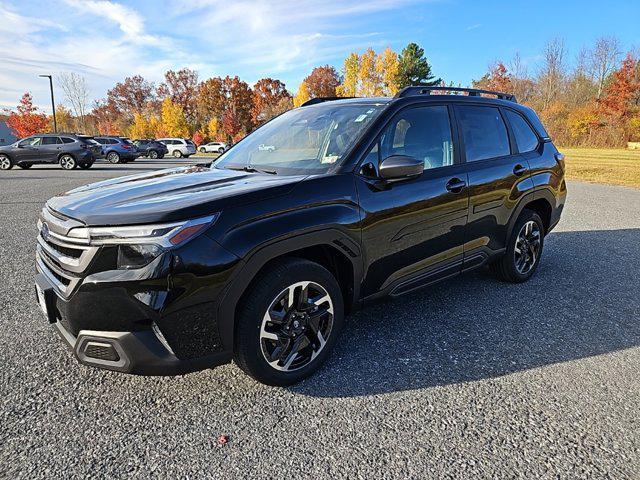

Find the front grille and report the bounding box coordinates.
[36,207,99,298]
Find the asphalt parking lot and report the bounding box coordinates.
[1,159,639,478]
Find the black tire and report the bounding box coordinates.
[59,154,77,170]
[173,150,183,158]
[79,163,92,169]
[0,155,12,170]
[106,151,120,164]
[234,258,344,386]
[218,147,224,153]
[149,150,159,159]
[199,147,206,153]
[490,209,544,283]
[18,164,32,169]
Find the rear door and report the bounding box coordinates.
[454,104,535,268]
[40,136,62,162]
[357,104,469,298]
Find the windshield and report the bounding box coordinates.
[213,102,384,175]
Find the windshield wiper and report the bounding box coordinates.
[227,165,277,175]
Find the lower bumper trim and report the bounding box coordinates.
[52,321,231,376]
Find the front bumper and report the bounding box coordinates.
[37,273,231,375]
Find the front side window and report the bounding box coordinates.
[18,137,42,147]
[505,110,539,153]
[214,102,384,175]
[379,105,454,170]
[457,106,510,162]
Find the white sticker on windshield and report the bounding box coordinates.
[354,114,367,122]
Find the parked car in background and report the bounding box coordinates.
[94,136,141,164]
[0,134,98,170]
[158,138,197,158]
[199,141,227,154]
[133,139,169,159]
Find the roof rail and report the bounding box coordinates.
[300,96,354,107]
[394,86,517,103]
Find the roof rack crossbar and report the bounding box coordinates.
[394,86,517,103]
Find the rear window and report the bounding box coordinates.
[457,106,510,162]
[505,110,539,153]
[186,140,195,146]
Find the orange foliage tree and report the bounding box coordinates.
[5,93,49,138]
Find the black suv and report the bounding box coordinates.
[0,134,100,170]
[34,87,566,385]
[133,139,169,159]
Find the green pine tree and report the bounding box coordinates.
[396,43,441,88]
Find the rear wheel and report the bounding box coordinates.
[234,258,344,386]
[59,154,77,170]
[173,150,183,158]
[18,163,32,169]
[0,155,12,170]
[490,209,544,283]
[199,147,206,153]
[149,150,159,159]
[218,147,225,153]
[107,151,120,164]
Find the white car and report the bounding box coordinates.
[199,141,227,154]
[157,138,197,158]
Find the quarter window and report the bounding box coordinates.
[41,137,62,145]
[505,110,539,152]
[61,137,75,144]
[457,106,510,162]
[380,106,454,170]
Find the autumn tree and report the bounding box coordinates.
[396,42,440,88]
[537,37,566,110]
[252,78,291,124]
[192,130,205,146]
[197,76,225,124]
[160,98,189,138]
[473,62,513,93]
[51,105,75,133]
[5,93,49,138]
[337,53,359,97]
[207,117,222,141]
[598,53,640,118]
[158,68,199,123]
[293,81,311,107]
[106,75,156,121]
[588,36,622,99]
[377,47,400,96]
[358,48,381,97]
[304,65,341,98]
[129,112,154,139]
[90,99,123,135]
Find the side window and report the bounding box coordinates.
[457,106,510,162]
[41,137,61,145]
[380,106,454,170]
[19,137,42,147]
[61,137,75,144]
[505,110,539,153]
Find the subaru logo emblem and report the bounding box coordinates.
[41,222,50,242]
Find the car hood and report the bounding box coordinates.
[46,165,306,226]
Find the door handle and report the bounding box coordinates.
[513,164,527,176]
[446,177,467,193]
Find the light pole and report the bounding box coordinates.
[39,74,57,133]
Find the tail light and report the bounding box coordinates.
[122,143,132,149]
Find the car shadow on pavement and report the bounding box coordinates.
[294,228,640,397]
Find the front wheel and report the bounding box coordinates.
[490,209,544,283]
[106,151,120,164]
[59,154,77,170]
[173,150,183,158]
[0,155,13,170]
[218,147,225,153]
[234,258,344,386]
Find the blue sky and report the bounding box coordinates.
[1,0,639,113]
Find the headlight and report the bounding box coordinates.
[67,214,219,247]
[117,244,164,269]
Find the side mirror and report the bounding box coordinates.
[379,155,423,181]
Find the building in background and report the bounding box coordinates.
[0,121,17,146]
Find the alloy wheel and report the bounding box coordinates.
[60,155,76,170]
[149,150,158,159]
[514,220,541,275]
[107,152,120,164]
[0,156,11,170]
[259,281,334,372]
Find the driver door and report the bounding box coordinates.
[16,136,43,162]
[356,104,470,298]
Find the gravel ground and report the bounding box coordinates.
[1,159,639,479]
